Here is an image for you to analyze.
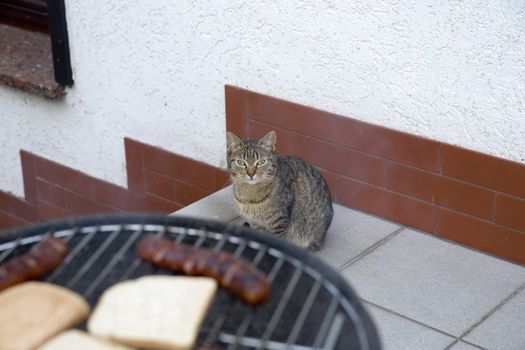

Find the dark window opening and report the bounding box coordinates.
[0,0,73,86]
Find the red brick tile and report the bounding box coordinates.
[318,169,338,201]
[188,161,228,192]
[92,180,147,211]
[143,146,225,191]
[337,176,435,232]
[248,91,337,142]
[142,146,177,178]
[247,120,293,155]
[125,138,145,193]
[175,181,211,206]
[0,191,39,223]
[36,179,65,208]
[65,191,121,216]
[288,133,384,186]
[335,117,440,171]
[386,162,495,220]
[144,169,175,201]
[20,150,37,204]
[288,133,335,171]
[215,169,231,189]
[39,201,74,222]
[143,195,182,213]
[438,177,495,221]
[92,179,179,213]
[225,85,248,139]
[33,156,94,198]
[331,145,385,186]
[437,208,525,265]
[0,211,30,230]
[495,194,525,232]
[442,144,525,198]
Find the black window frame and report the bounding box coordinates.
[46,0,73,85]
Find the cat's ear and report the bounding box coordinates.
[226,132,244,156]
[258,131,276,152]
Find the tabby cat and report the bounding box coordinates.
[226,131,333,250]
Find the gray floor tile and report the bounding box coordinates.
[365,303,454,350]
[315,204,400,269]
[448,341,484,350]
[171,186,239,222]
[341,229,525,336]
[464,287,525,350]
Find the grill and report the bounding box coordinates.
[0,214,380,350]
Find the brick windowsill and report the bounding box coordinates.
[0,24,65,98]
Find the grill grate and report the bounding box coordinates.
[0,214,380,350]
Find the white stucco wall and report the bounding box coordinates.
[1,0,524,197]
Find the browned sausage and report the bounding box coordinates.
[0,236,68,292]
[136,235,270,304]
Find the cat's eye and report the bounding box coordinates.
[236,159,246,167]
[256,159,266,167]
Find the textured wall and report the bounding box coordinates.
[1,0,524,197]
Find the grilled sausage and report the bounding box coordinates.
[136,235,270,304]
[0,236,68,292]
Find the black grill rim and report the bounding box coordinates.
[0,213,381,350]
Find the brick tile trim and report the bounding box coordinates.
[0,139,229,233]
[225,85,525,265]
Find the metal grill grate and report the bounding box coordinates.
[0,214,380,350]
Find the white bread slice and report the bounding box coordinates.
[38,330,135,350]
[0,282,90,350]
[87,276,217,350]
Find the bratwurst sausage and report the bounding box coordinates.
[136,235,270,304]
[0,236,68,292]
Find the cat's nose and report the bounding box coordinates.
[247,168,256,178]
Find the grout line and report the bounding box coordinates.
[365,299,485,350]
[457,282,525,342]
[438,206,524,235]
[337,226,405,271]
[361,299,458,339]
[444,339,487,350]
[336,172,434,206]
[494,189,525,202]
[443,340,459,350]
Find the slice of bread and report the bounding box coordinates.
[38,330,135,350]
[88,276,218,350]
[0,282,90,350]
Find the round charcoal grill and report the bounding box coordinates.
[0,214,380,350]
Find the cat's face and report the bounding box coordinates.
[226,131,277,185]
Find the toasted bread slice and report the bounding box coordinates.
[0,282,90,350]
[88,276,217,350]
[38,330,135,350]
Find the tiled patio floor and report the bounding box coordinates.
[173,187,525,350]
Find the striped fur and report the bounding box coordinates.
[227,131,333,250]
